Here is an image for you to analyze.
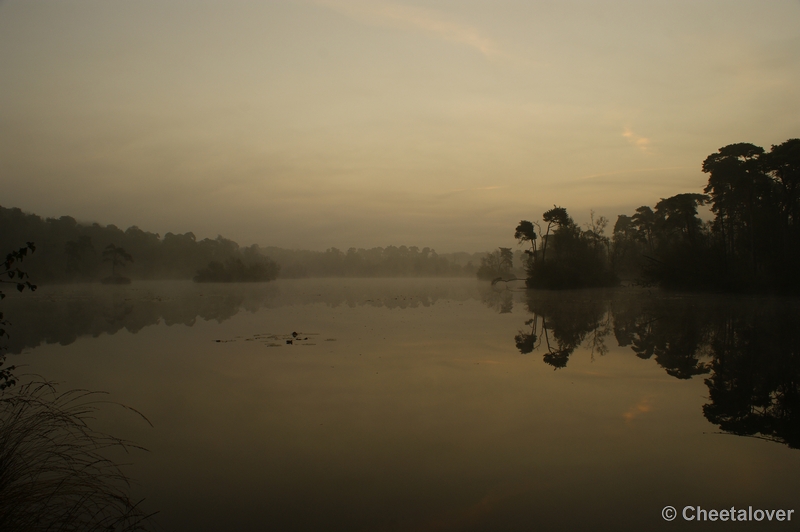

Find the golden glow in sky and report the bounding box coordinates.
[1,0,798,251]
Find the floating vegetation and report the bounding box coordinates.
[213,331,324,347]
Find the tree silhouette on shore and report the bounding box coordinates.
[101,244,133,283]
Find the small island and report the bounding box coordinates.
[480,139,800,293]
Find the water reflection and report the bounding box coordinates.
[515,291,611,368]
[2,279,480,355]
[513,290,800,449]
[613,296,712,379]
[702,306,800,449]
[481,286,514,314]
[6,280,800,529]
[8,280,800,453]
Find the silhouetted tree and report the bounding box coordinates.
[540,206,570,263]
[764,139,800,231]
[703,143,769,277]
[609,138,800,291]
[610,214,645,279]
[515,220,538,256]
[102,244,133,282]
[655,193,709,246]
[522,207,617,289]
[631,206,658,254]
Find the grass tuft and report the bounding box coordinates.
[0,381,155,531]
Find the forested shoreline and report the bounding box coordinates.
[5,139,797,291]
[0,206,480,283]
[482,139,800,293]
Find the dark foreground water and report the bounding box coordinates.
[3,279,800,531]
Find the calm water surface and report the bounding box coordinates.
[5,279,800,531]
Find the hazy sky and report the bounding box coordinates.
[1,0,799,252]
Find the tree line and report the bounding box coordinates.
[0,206,481,283]
[505,139,800,292]
[260,245,481,278]
[0,206,279,283]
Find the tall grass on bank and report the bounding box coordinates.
[0,381,155,531]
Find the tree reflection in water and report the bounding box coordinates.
[702,306,800,449]
[3,280,478,356]
[613,297,712,379]
[512,291,800,449]
[518,291,612,369]
[481,285,515,314]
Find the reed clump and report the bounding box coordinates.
[0,381,155,531]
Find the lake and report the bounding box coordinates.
[3,278,799,531]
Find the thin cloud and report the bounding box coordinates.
[314,0,501,58]
[622,127,651,153]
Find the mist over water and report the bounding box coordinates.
[2,1,799,528]
[7,279,800,531]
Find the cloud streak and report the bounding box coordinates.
[314,0,501,58]
[622,127,651,153]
